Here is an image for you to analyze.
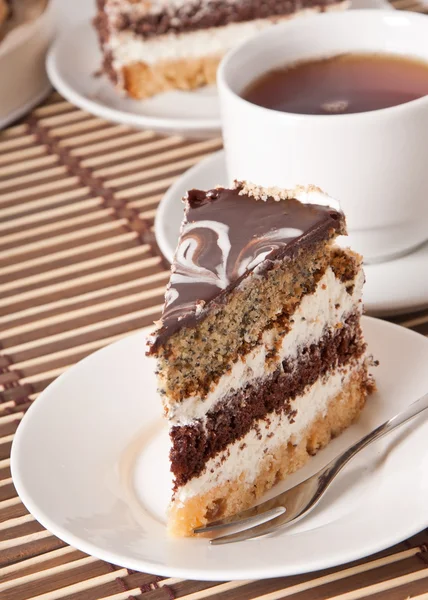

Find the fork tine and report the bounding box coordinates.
[210,513,286,545]
[193,489,290,534]
[193,506,286,535]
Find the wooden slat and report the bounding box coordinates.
[80,134,183,165]
[397,313,428,329]
[0,198,103,233]
[242,548,428,600]
[0,245,152,297]
[0,208,115,250]
[0,271,167,329]
[325,569,428,600]
[4,286,163,346]
[60,125,144,148]
[49,118,116,137]
[94,579,183,600]
[0,546,83,581]
[174,581,254,600]
[0,187,90,219]
[0,176,81,205]
[37,110,95,128]
[9,303,161,358]
[0,256,160,316]
[0,123,28,138]
[0,165,68,190]
[0,223,133,265]
[0,153,58,177]
[33,101,75,117]
[0,145,46,166]
[105,152,218,190]
[0,134,36,151]
[11,331,134,373]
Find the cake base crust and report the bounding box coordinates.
[168,366,369,537]
[123,55,219,99]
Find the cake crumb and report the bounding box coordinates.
[235,180,325,203]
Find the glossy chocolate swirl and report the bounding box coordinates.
[150,185,344,349]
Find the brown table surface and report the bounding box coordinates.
[2,4,428,597]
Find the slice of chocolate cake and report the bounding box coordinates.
[147,181,374,537]
[94,0,349,99]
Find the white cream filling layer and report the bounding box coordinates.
[108,8,342,69]
[174,356,365,502]
[108,20,277,67]
[105,0,213,17]
[168,266,364,425]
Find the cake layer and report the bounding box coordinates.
[108,19,286,66]
[170,311,366,488]
[103,0,346,39]
[170,362,370,536]
[155,240,334,402]
[122,56,219,98]
[167,265,364,423]
[148,184,348,405]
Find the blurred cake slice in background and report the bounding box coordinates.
[94,0,350,99]
[0,0,10,37]
[0,0,48,42]
[0,0,52,129]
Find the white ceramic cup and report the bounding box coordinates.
[218,10,428,262]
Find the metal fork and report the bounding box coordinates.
[194,390,428,544]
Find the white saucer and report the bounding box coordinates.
[155,151,428,316]
[46,21,219,139]
[46,0,391,138]
[11,317,428,580]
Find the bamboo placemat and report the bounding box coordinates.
[2,3,428,597]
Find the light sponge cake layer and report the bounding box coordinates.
[167,261,364,423]
[169,362,371,537]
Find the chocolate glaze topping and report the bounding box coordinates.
[149,184,344,351]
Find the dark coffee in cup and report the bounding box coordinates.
[242,53,428,115]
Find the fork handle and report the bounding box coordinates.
[324,390,428,482]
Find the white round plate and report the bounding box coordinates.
[0,84,52,130]
[46,0,391,138]
[11,316,428,580]
[155,151,428,316]
[46,19,219,138]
